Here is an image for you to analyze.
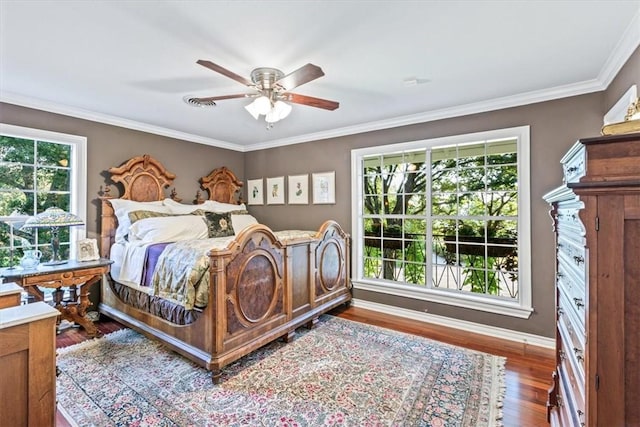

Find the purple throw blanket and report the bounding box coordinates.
[141,242,171,287]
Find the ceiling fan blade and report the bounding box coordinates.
[275,63,325,91]
[196,60,253,87]
[283,93,339,111]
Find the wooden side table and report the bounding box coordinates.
[0,258,112,337]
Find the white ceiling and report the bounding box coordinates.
[1,1,639,152]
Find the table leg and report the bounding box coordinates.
[57,277,100,337]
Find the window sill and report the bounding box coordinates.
[352,279,533,319]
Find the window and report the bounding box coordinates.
[0,124,87,268]
[351,126,531,318]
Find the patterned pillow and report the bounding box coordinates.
[128,209,204,224]
[204,212,235,238]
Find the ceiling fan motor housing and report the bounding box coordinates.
[250,68,285,91]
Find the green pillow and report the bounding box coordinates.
[128,209,204,224]
[204,212,235,238]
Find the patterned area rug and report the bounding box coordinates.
[57,315,505,426]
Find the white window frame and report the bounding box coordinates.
[351,126,532,318]
[0,123,87,257]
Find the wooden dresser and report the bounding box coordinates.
[544,132,640,427]
[0,301,59,426]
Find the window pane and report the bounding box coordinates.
[36,167,71,193]
[431,192,457,216]
[0,136,34,163]
[486,165,517,191]
[0,164,34,190]
[363,174,382,195]
[459,192,486,216]
[364,195,382,215]
[37,141,72,167]
[458,143,486,167]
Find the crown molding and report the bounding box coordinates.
[245,78,605,151]
[597,6,640,86]
[0,92,245,152]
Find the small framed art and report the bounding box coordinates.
[77,238,99,261]
[266,176,285,205]
[247,179,264,205]
[312,171,336,204]
[288,174,309,205]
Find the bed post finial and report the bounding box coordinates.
[170,188,182,203]
[194,190,204,205]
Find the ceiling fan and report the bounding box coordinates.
[185,60,339,128]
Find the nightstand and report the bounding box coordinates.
[0,258,113,337]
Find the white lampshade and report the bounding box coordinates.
[245,95,273,119]
[265,101,292,123]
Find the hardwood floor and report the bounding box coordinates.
[56,306,555,427]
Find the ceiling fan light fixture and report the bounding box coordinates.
[254,95,272,115]
[273,100,292,120]
[244,101,261,120]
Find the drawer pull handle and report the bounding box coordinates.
[557,307,564,316]
[573,347,584,362]
[574,255,584,265]
[573,297,584,308]
[567,166,579,173]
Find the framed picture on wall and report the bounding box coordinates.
[247,179,264,205]
[312,171,336,204]
[288,174,309,205]
[266,176,285,205]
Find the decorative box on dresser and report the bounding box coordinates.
[544,132,640,427]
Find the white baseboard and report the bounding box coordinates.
[352,298,555,349]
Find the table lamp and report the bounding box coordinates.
[21,207,84,266]
[0,212,31,269]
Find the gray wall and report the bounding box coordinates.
[0,103,244,240]
[245,46,639,338]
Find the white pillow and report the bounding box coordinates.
[231,214,259,234]
[162,198,206,214]
[108,199,171,243]
[211,201,247,213]
[162,198,245,214]
[128,215,208,243]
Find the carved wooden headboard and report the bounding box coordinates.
[100,155,245,258]
[199,166,243,204]
[100,154,177,257]
[107,154,176,202]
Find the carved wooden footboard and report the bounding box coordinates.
[98,155,351,382]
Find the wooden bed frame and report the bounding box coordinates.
[98,155,351,382]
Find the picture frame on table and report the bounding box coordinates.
[247,178,264,205]
[312,171,336,204]
[77,238,99,262]
[288,174,309,205]
[266,176,285,205]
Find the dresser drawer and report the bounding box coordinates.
[556,202,585,236]
[558,362,586,427]
[557,236,586,284]
[561,141,586,184]
[558,331,585,419]
[557,264,585,329]
[558,296,585,375]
